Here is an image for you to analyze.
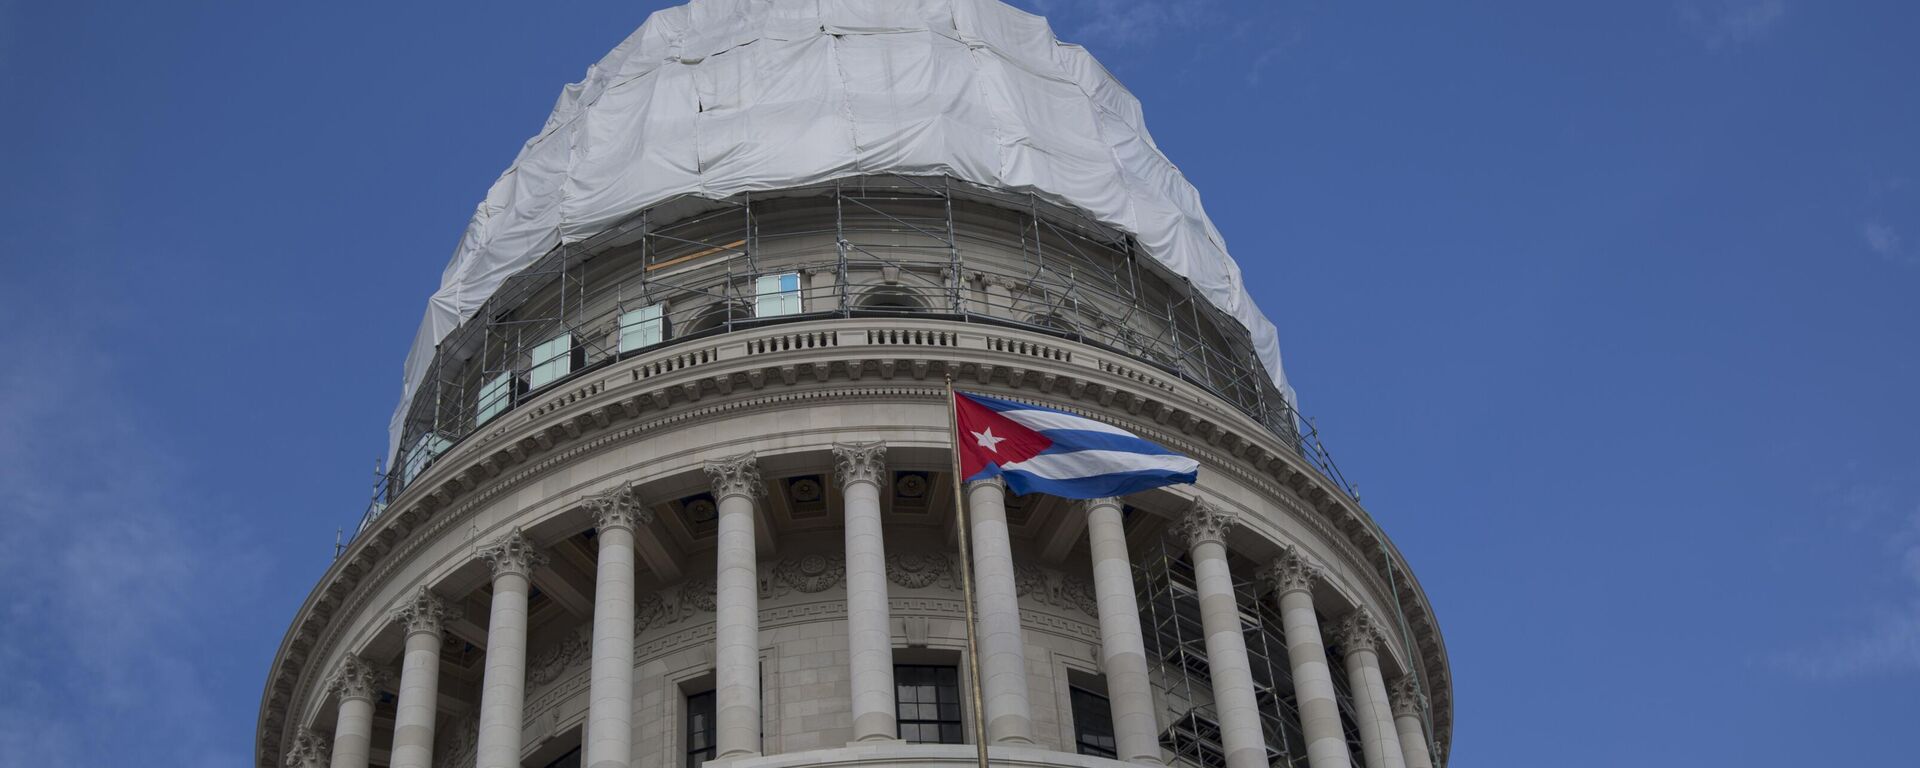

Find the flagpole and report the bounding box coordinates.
[945,373,992,768]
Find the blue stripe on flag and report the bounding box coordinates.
[1001,467,1200,499]
[1032,429,1181,456]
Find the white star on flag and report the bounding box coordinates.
[972,428,1005,453]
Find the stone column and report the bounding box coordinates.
[327,655,379,768]
[1258,546,1346,768]
[1083,497,1160,765]
[389,588,457,768]
[474,528,548,768]
[584,484,650,768]
[706,453,765,758]
[835,442,898,743]
[1174,501,1264,768]
[1389,677,1435,768]
[966,476,1034,744]
[1338,611,1405,768]
[284,727,330,768]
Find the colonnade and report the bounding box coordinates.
[298,445,1438,768]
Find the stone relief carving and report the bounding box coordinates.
[1057,574,1100,618]
[1336,609,1383,655]
[1258,544,1322,597]
[680,576,718,613]
[1013,562,1048,599]
[1172,498,1237,547]
[704,452,764,500]
[282,728,329,768]
[1390,675,1428,717]
[435,714,477,768]
[768,553,845,596]
[832,441,887,488]
[885,551,955,589]
[528,624,591,687]
[474,526,548,577]
[390,586,460,637]
[327,654,381,703]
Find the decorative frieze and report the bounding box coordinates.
[389,587,459,637]
[528,625,591,687]
[832,441,887,488]
[886,552,956,589]
[767,553,845,595]
[475,527,548,578]
[704,452,764,500]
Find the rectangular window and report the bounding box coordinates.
[619,303,666,353]
[686,690,717,768]
[1070,687,1118,758]
[754,273,802,318]
[475,371,512,426]
[529,333,573,390]
[895,664,963,744]
[541,746,580,768]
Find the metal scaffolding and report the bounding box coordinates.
[1135,537,1368,768]
[368,175,1354,535]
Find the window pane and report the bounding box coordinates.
[619,305,665,352]
[896,664,964,744]
[687,690,717,768]
[755,273,802,318]
[1071,687,1117,758]
[530,333,573,389]
[476,372,512,426]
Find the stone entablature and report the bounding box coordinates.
[255,319,1452,767]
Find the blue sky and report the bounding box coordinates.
[1,0,1915,765]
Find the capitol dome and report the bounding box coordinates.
[262,3,1451,768]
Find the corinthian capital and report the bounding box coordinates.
[327,654,381,703]
[1173,499,1237,548]
[833,441,888,489]
[704,452,764,501]
[583,482,652,533]
[1336,609,1383,656]
[476,527,549,578]
[1389,676,1428,718]
[283,727,330,767]
[390,587,459,637]
[1259,544,1322,596]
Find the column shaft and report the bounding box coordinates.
[1189,537,1266,768]
[967,478,1034,744]
[839,446,897,743]
[714,489,761,757]
[1339,613,1405,768]
[327,656,378,768]
[586,522,637,768]
[1084,498,1160,765]
[474,529,545,768]
[390,629,443,768]
[476,570,532,768]
[1279,590,1346,768]
[1394,712,1434,768]
[328,696,374,768]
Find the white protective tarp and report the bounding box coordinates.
[390,0,1294,461]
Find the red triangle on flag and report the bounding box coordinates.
[955,392,1053,480]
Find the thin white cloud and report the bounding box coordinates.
[1862,221,1911,264]
[1678,0,1788,49]
[0,294,258,766]
[1767,497,1920,680]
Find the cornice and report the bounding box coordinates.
[257,319,1453,766]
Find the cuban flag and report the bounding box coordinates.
[955,391,1198,499]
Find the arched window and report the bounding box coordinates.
[857,286,929,312]
[681,301,751,336]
